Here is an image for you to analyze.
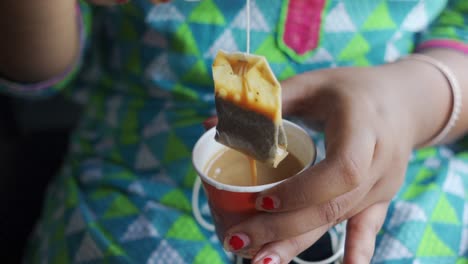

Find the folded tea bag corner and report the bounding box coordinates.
[212,50,288,167]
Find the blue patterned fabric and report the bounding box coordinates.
[0,0,466,263]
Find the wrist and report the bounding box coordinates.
[377,58,452,149]
[402,54,462,147]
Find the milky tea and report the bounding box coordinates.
[205,148,304,186]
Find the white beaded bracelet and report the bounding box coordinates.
[403,53,462,147]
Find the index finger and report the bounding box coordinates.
[257,103,376,212]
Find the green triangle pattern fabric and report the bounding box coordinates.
[417,225,455,257]
[163,132,191,164]
[338,33,371,61]
[166,215,205,241]
[103,195,140,219]
[362,1,397,30]
[161,189,192,213]
[188,0,225,25]
[181,60,212,87]
[255,35,289,63]
[431,193,460,224]
[172,24,200,56]
[193,245,225,264]
[279,65,297,80]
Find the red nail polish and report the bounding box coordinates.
[229,235,245,251]
[261,196,276,210]
[225,233,250,252]
[260,256,279,264]
[202,116,218,130]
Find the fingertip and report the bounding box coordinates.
[224,233,250,252]
[344,203,388,264]
[253,254,280,264]
[202,116,218,131]
[343,248,373,264]
[253,248,281,264]
[344,224,375,263]
[255,196,280,211]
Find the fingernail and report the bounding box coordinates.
[257,196,279,211]
[224,233,250,251]
[202,116,218,130]
[202,120,212,131]
[263,256,279,264]
[261,255,279,264]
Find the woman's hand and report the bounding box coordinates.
[221,58,454,263]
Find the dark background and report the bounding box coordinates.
[0,94,80,263]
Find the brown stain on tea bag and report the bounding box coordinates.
[238,59,259,186]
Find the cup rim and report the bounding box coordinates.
[192,119,316,193]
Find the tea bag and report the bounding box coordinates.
[212,50,288,167]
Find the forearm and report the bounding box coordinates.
[0,0,79,83]
[383,49,468,148]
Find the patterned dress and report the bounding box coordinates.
[1,0,467,263]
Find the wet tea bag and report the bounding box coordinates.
[212,50,288,167]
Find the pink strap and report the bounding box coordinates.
[417,40,468,55]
